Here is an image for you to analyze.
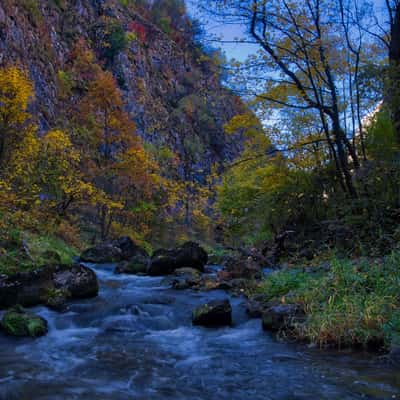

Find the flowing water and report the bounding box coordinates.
[0,264,399,400]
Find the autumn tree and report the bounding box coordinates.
[199,0,385,197]
[0,66,35,166]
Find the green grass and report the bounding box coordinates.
[0,231,78,275]
[257,254,400,350]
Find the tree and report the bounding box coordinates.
[0,66,35,166]
[38,130,97,216]
[79,69,137,165]
[198,0,384,196]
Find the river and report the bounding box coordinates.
[0,264,399,399]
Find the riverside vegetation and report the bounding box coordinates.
[0,0,400,366]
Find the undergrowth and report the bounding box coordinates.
[258,253,400,350]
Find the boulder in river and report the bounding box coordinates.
[192,299,232,327]
[262,304,305,332]
[115,254,149,275]
[1,306,48,337]
[52,263,99,299]
[0,264,98,309]
[80,236,148,264]
[148,242,208,276]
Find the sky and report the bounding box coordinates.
[186,0,388,62]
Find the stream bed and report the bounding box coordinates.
[0,264,399,400]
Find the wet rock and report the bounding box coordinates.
[171,267,202,290]
[175,242,208,271]
[148,249,176,276]
[0,268,54,309]
[115,254,149,275]
[112,237,149,260]
[148,242,208,276]
[192,299,232,327]
[0,264,98,309]
[80,236,148,264]
[262,304,305,331]
[44,289,69,312]
[1,306,48,337]
[52,264,98,299]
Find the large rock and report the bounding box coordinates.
[192,299,232,327]
[80,243,122,263]
[148,248,176,276]
[262,304,305,332]
[148,242,208,276]
[175,242,208,272]
[115,254,149,275]
[112,237,148,260]
[0,264,98,309]
[1,306,48,337]
[52,264,98,298]
[80,236,148,264]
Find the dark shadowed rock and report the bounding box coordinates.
[80,243,122,263]
[262,304,305,331]
[115,254,149,275]
[148,242,208,276]
[80,237,148,264]
[1,306,48,337]
[175,242,208,272]
[0,264,98,310]
[53,264,98,298]
[148,249,176,276]
[112,237,149,260]
[192,299,232,327]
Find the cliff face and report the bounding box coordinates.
[0,0,245,178]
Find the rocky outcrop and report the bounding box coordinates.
[0,0,246,179]
[1,306,48,337]
[80,237,149,264]
[0,264,98,310]
[148,242,208,276]
[192,299,232,327]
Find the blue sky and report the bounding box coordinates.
[186,0,388,62]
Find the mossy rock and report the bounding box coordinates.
[1,306,48,337]
[192,299,232,327]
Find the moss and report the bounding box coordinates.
[0,232,77,276]
[1,306,48,337]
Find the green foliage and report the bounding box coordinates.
[0,230,77,275]
[258,254,400,349]
[365,110,398,160]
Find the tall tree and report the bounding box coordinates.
[199,0,383,196]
